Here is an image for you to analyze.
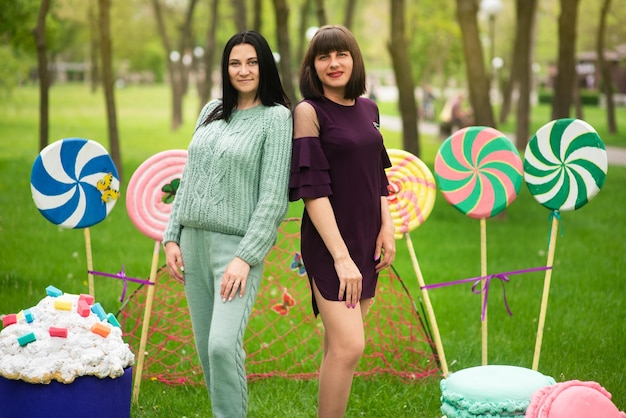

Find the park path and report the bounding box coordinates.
[379,114,626,167]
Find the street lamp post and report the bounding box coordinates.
[480,0,503,101]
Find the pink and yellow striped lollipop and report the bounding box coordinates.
[385,149,436,239]
[434,126,523,219]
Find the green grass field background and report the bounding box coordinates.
[0,85,624,417]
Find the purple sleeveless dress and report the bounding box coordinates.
[289,96,391,316]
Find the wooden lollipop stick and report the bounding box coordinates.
[480,218,488,366]
[84,228,95,297]
[405,232,449,377]
[532,215,560,370]
[132,240,161,403]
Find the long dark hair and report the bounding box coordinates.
[203,31,290,125]
[299,25,367,101]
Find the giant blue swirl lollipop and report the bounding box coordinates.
[30,138,120,228]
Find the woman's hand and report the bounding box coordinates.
[220,257,251,302]
[334,256,363,308]
[374,224,396,272]
[375,198,396,272]
[165,242,185,283]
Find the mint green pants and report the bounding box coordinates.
[180,227,262,418]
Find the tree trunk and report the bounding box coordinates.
[33,0,50,152]
[455,0,495,128]
[273,0,297,106]
[232,0,247,32]
[513,0,537,151]
[551,0,580,120]
[389,0,419,156]
[499,0,537,127]
[98,0,122,180]
[252,0,262,32]
[297,0,313,69]
[597,0,617,133]
[151,0,198,131]
[315,0,326,26]
[199,0,219,109]
[88,3,100,93]
[344,0,356,29]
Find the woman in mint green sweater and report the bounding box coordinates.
[163,31,292,418]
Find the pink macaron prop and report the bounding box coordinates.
[30,138,120,296]
[125,149,187,403]
[434,126,523,365]
[385,149,448,376]
[523,119,608,371]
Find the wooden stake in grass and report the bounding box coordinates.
[84,228,95,297]
[132,240,161,404]
[480,218,488,366]
[405,232,449,377]
[532,214,559,370]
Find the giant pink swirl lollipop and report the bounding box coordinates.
[385,149,436,239]
[126,150,187,241]
[434,126,523,219]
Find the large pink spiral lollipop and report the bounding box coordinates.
[434,126,523,219]
[126,150,187,241]
[524,118,607,212]
[385,149,436,239]
[30,138,120,228]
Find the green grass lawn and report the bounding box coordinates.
[1,84,624,417]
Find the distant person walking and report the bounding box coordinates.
[439,92,473,136]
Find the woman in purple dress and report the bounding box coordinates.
[289,25,396,417]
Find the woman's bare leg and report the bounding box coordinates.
[313,281,372,418]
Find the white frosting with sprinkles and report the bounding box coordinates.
[0,294,134,384]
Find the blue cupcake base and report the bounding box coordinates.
[0,367,132,418]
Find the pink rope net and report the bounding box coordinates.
[120,218,440,385]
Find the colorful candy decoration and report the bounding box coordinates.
[49,326,69,338]
[385,149,436,239]
[18,332,36,347]
[524,118,607,212]
[46,285,63,297]
[384,149,448,375]
[525,119,609,371]
[91,322,112,338]
[434,127,523,366]
[126,150,188,242]
[30,138,120,228]
[434,126,523,219]
[127,149,188,403]
[2,314,17,328]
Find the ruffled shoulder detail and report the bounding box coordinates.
[289,136,332,201]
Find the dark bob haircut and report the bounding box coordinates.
[203,30,290,125]
[299,25,367,101]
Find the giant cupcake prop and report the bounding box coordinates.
[0,287,134,417]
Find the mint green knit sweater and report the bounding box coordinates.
[163,99,293,266]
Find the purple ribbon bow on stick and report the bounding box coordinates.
[421,266,552,321]
[88,265,154,302]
